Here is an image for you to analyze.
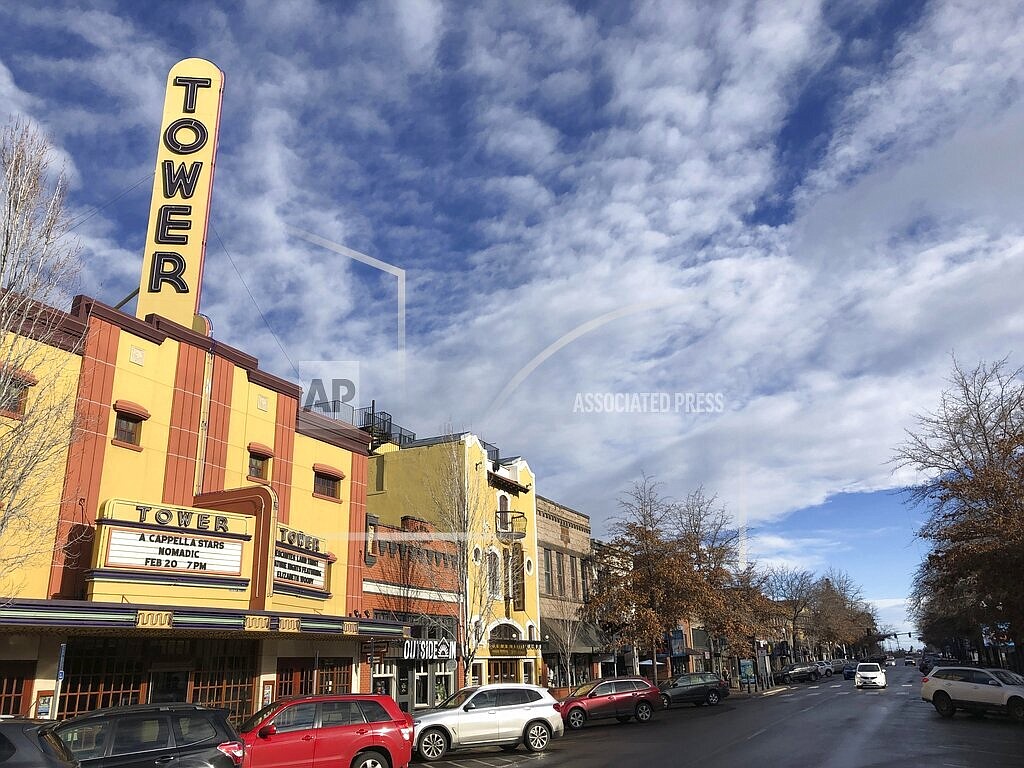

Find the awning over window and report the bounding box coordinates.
[540,619,608,655]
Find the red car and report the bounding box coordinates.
[556,677,661,730]
[238,694,413,768]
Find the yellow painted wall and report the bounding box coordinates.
[98,334,181,504]
[269,432,355,615]
[0,336,81,599]
[224,369,278,488]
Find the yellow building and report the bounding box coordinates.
[0,58,405,720]
[362,429,544,708]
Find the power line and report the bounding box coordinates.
[211,224,300,380]
[67,172,154,233]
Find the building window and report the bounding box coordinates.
[570,555,579,599]
[312,463,344,500]
[111,400,150,450]
[313,473,340,498]
[543,549,552,595]
[497,494,509,531]
[248,453,268,480]
[0,379,29,418]
[114,413,142,446]
[487,551,501,598]
[556,551,565,596]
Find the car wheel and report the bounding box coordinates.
[810,672,819,682]
[782,675,792,684]
[524,722,551,753]
[635,701,654,722]
[661,694,671,709]
[1007,697,1024,722]
[567,707,587,730]
[417,728,449,761]
[352,751,388,768]
[826,670,833,677]
[705,691,720,706]
[932,692,955,719]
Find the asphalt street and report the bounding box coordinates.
[413,665,1024,768]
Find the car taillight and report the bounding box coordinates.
[399,714,414,742]
[217,741,245,767]
[552,702,562,712]
[921,677,929,684]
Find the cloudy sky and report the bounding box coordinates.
[4,0,1023,640]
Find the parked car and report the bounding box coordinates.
[659,672,730,708]
[814,661,834,678]
[921,666,1024,721]
[831,659,851,673]
[778,663,819,684]
[237,694,413,768]
[0,718,79,768]
[55,703,242,768]
[413,684,562,761]
[558,677,661,730]
[842,663,857,680]
[855,663,887,689]
[904,657,917,666]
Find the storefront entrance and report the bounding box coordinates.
[148,669,190,703]
[488,659,519,683]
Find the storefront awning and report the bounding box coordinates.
[540,619,607,655]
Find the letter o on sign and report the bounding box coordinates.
[163,118,209,154]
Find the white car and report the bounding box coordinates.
[921,666,1024,720]
[814,661,833,677]
[855,662,887,689]
[885,657,897,667]
[413,683,564,761]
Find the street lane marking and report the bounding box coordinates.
[808,685,820,689]
[746,728,767,740]
[780,693,796,697]
[902,684,913,687]
[830,684,841,688]
[837,691,850,695]
[806,692,821,696]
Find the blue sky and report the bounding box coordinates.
[5,0,1024,638]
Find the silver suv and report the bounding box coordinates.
[921,666,1024,721]
[413,683,563,762]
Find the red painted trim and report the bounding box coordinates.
[346,453,369,615]
[163,343,204,506]
[312,491,343,504]
[247,441,274,458]
[112,399,151,420]
[111,438,142,452]
[313,463,345,479]
[272,395,296,525]
[49,317,119,599]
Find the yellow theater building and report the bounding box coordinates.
[0,58,405,720]
[363,430,545,700]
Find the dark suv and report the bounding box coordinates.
[660,672,730,708]
[778,663,820,684]
[0,719,79,768]
[55,703,242,768]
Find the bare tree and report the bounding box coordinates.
[425,433,502,686]
[545,587,587,688]
[764,566,817,661]
[894,357,1024,666]
[1,119,81,595]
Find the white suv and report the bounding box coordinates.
[921,666,1024,721]
[413,684,563,761]
[814,661,833,678]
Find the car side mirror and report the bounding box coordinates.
[988,680,1001,686]
[258,725,277,739]
[463,702,476,711]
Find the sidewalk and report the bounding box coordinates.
[727,683,790,700]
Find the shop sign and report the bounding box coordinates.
[136,57,224,325]
[106,528,242,575]
[403,637,454,661]
[274,525,331,591]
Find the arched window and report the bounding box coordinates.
[498,495,509,532]
[487,551,501,598]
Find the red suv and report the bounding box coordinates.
[238,695,413,768]
[557,677,661,730]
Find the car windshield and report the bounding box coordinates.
[567,681,600,697]
[436,687,478,709]
[857,664,881,672]
[992,669,1024,686]
[238,701,278,733]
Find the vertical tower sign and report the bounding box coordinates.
[136,58,224,325]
